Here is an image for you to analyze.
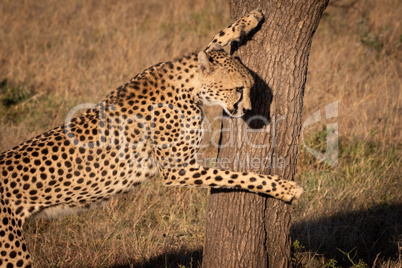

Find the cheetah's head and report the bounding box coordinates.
[197,48,253,117]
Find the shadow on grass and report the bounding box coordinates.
[111,248,202,268]
[291,202,402,266]
[111,203,401,267]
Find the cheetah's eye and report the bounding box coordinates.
[236,87,244,93]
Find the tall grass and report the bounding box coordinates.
[0,0,228,151]
[0,0,400,267]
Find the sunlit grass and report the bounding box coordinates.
[1,0,401,267]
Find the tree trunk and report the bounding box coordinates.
[202,1,329,267]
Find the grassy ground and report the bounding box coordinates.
[0,0,401,267]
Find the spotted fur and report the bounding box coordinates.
[0,9,303,267]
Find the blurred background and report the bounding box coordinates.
[0,0,400,267]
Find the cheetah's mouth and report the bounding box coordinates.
[226,99,244,118]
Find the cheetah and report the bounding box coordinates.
[0,9,303,267]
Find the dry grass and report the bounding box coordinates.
[24,184,207,267]
[303,0,401,143]
[0,0,401,267]
[0,0,228,151]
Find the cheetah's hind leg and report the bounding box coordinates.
[0,202,32,267]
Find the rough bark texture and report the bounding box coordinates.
[203,1,329,267]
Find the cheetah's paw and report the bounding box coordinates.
[241,9,264,34]
[281,181,304,202]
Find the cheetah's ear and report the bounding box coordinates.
[198,51,214,74]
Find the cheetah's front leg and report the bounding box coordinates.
[160,165,303,202]
[205,9,264,52]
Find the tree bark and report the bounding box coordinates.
[203,1,329,267]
